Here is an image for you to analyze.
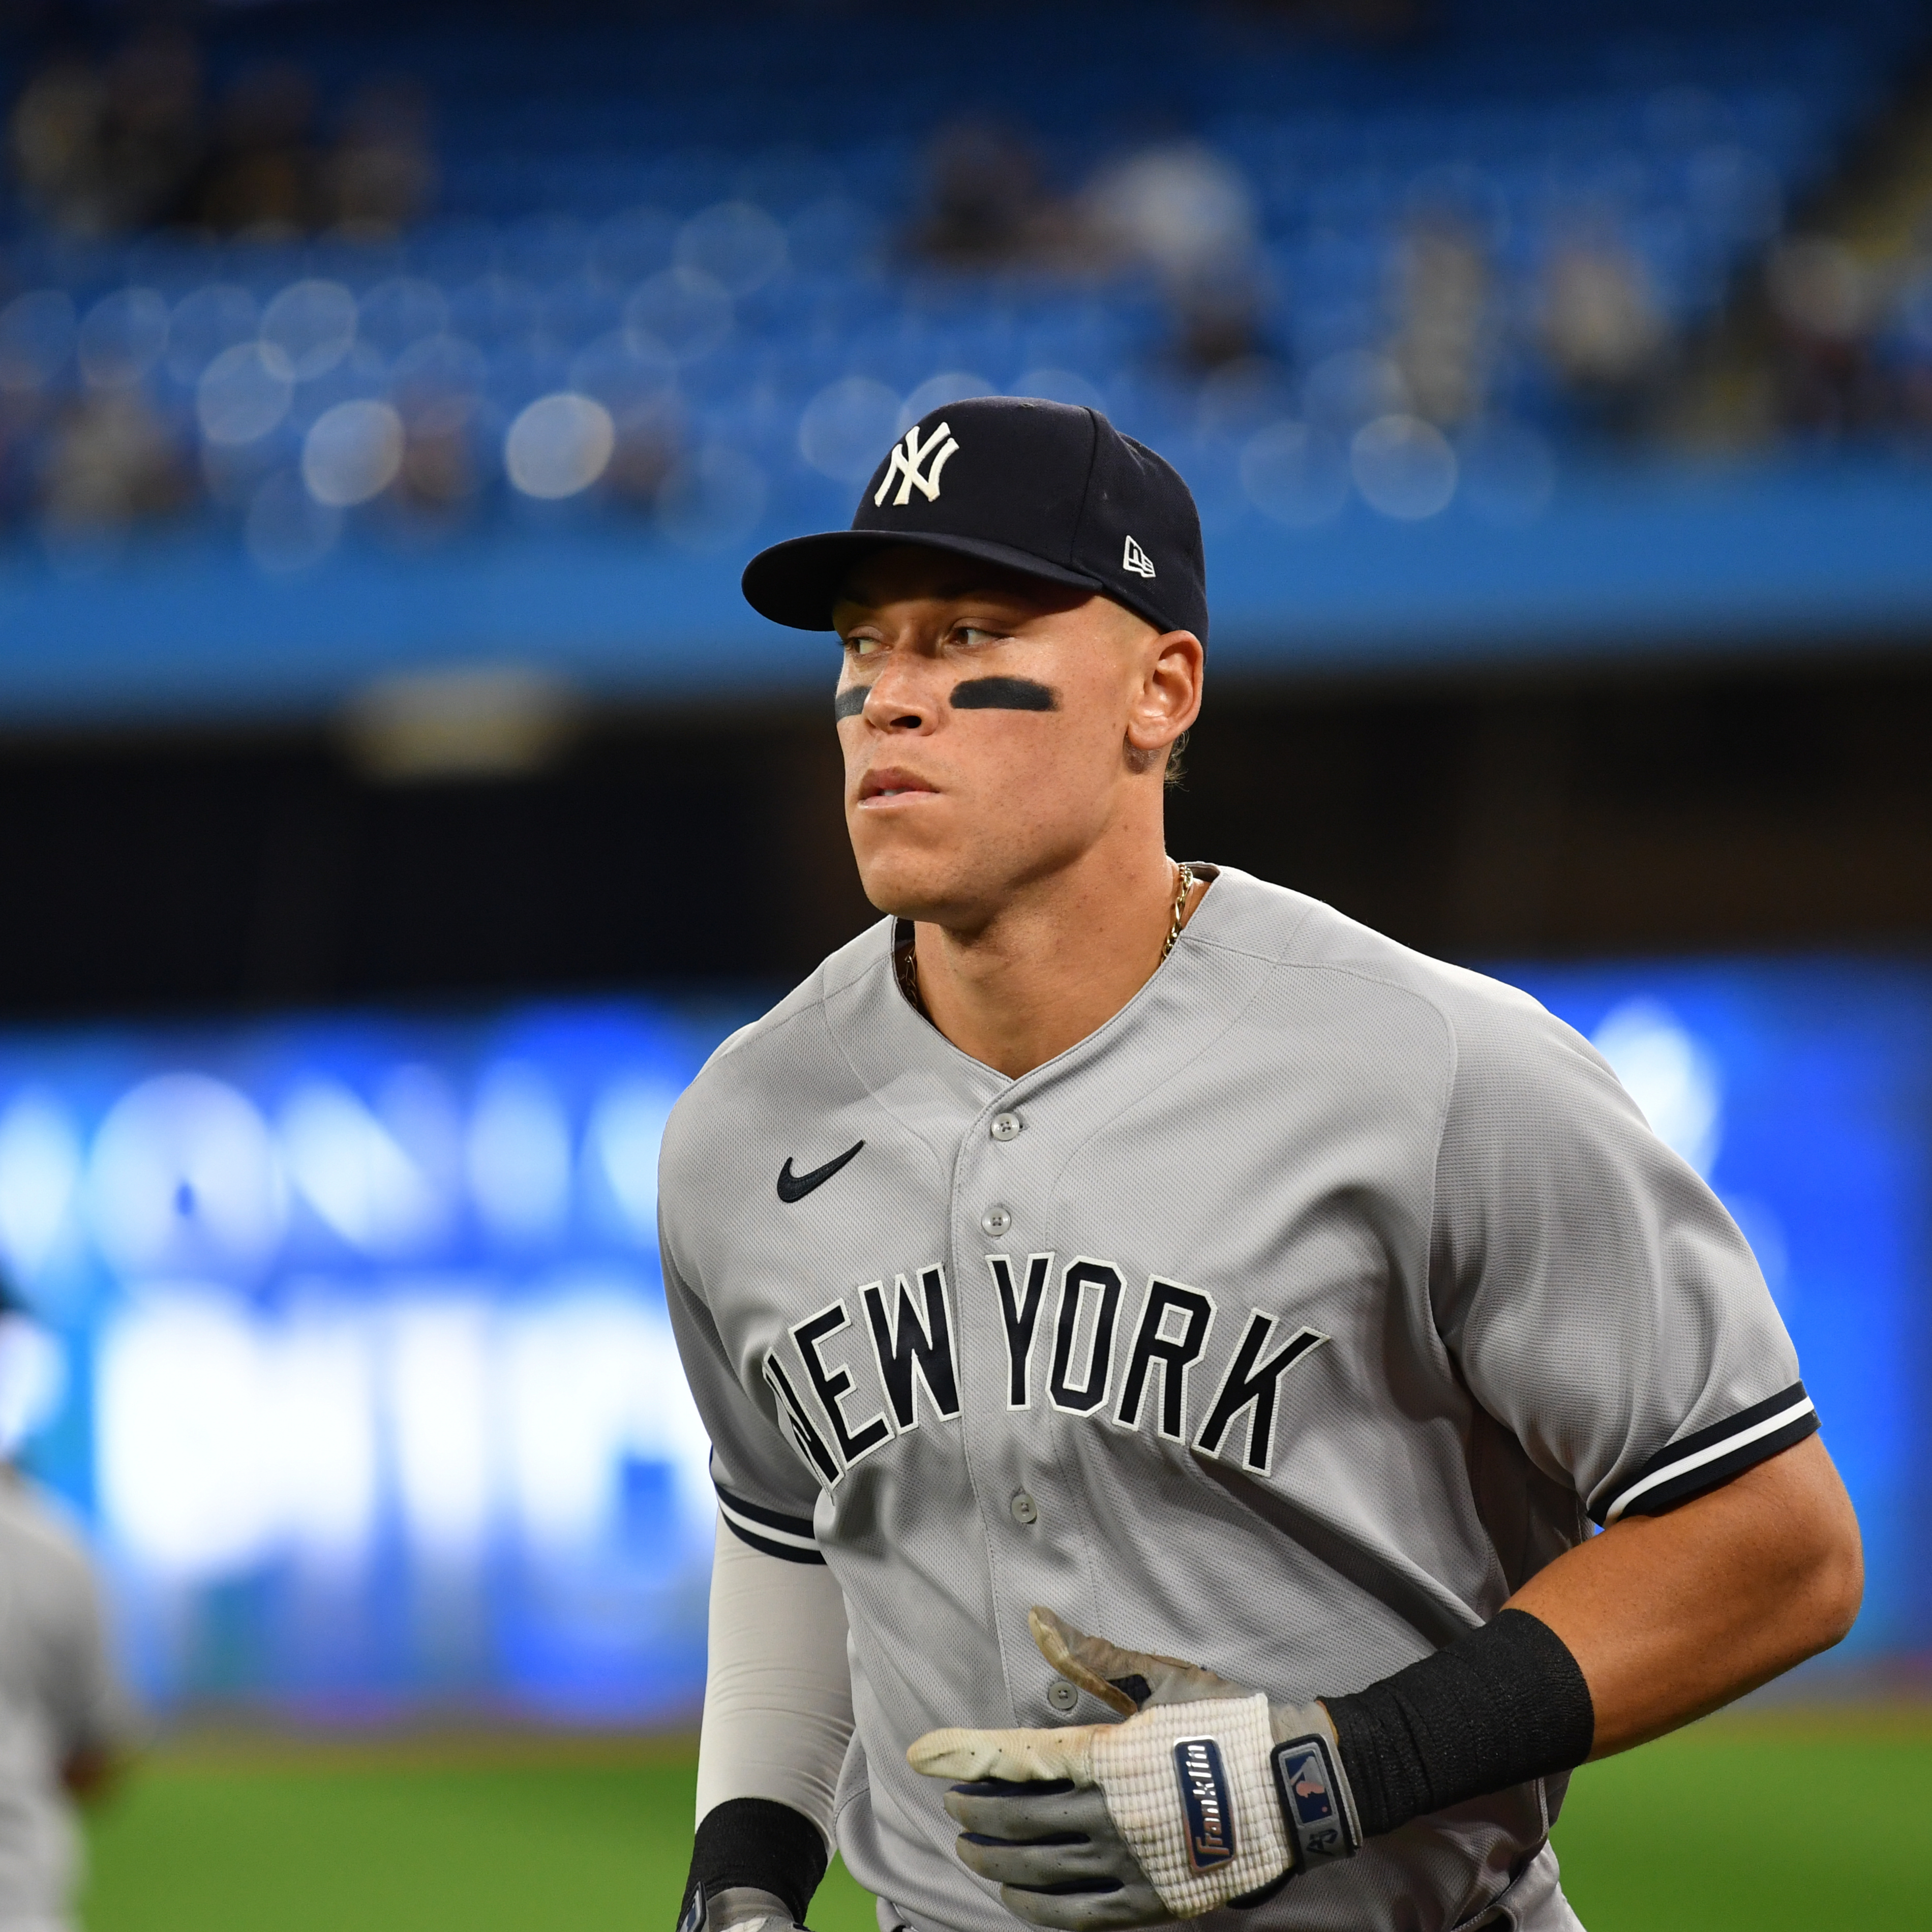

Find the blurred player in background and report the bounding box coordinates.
[0,1277,135,1932]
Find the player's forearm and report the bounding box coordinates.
[1505,1431,1863,1757]
[1320,1437,1859,1843]
[681,1519,856,1932]
[697,1517,855,1839]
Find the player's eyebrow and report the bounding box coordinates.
[951,676,1058,711]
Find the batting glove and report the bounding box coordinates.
[908,1609,1360,1929]
[678,1888,806,1932]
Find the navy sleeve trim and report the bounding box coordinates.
[715,1477,825,1565]
[1592,1381,1819,1527]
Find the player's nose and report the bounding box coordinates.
[860,658,943,732]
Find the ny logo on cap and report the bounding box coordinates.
[876,421,960,507]
[1122,534,1156,578]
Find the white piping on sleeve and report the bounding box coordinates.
[717,1491,821,1557]
[1603,1395,1817,1525]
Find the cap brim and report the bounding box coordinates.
[742,529,1108,631]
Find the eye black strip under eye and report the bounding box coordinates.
[951,676,1059,711]
[833,686,867,720]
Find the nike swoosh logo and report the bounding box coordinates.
[776,1140,865,1203]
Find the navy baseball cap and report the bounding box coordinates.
[742,396,1209,643]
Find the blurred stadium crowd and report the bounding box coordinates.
[0,0,1926,573]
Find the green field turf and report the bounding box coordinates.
[81,1713,1931,1932]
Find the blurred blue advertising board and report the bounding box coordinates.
[0,995,763,1723]
[0,958,1925,1723]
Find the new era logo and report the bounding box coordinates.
[876,421,960,507]
[1122,534,1156,578]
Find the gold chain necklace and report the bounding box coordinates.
[894,922,926,1016]
[1161,860,1195,962]
[896,861,1196,1018]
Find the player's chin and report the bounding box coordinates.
[851,846,980,924]
[850,812,948,878]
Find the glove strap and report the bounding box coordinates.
[693,1889,802,1932]
[1269,1731,1361,1871]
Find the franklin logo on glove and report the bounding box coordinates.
[1173,1738,1235,1870]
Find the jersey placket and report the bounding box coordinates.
[947,1077,1110,1731]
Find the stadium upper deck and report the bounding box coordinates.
[0,0,1928,723]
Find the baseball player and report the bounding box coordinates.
[661,398,1861,1932]
[0,1278,135,1932]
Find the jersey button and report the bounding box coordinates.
[1010,1491,1038,1525]
[1046,1680,1079,1714]
[981,1204,1013,1237]
[990,1112,1022,1141]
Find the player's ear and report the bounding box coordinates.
[1124,629,1203,774]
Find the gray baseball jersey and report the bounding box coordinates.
[0,1473,132,1932]
[660,866,1815,1932]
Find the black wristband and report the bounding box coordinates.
[677,1798,827,1931]
[1324,1609,1595,1839]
